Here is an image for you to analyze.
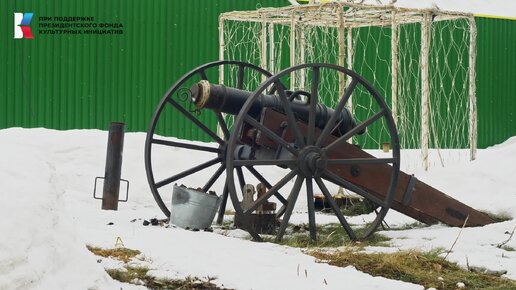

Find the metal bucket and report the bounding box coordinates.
[170,185,221,230]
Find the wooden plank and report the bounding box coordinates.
[254,109,494,227]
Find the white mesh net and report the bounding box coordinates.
[219,2,477,170]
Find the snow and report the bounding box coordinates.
[1,127,516,289]
[293,1,516,18]
[0,129,139,290]
[371,135,516,280]
[385,0,516,18]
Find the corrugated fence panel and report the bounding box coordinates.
[2,3,515,147]
[476,17,516,148]
[352,26,393,150]
[1,0,289,141]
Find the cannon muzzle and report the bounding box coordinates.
[190,80,363,137]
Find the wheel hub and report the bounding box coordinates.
[298,146,327,177]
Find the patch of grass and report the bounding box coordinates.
[86,246,141,263]
[106,266,149,283]
[483,211,512,223]
[264,223,391,248]
[311,249,516,290]
[147,275,229,290]
[88,246,230,289]
[106,267,229,289]
[217,220,236,230]
[339,199,377,216]
[383,221,429,231]
[501,245,515,252]
[318,197,376,216]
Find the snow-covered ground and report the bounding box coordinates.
[1,127,515,289]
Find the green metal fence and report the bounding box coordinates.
[1,0,288,141]
[1,2,515,148]
[476,17,516,148]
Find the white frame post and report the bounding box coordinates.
[338,5,346,98]
[468,17,478,161]
[269,23,275,73]
[290,13,297,89]
[218,16,225,85]
[346,28,354,112]
[261,14,268,82]
[421,13,431,171]
[391,9,399,126]
[299,23,306,91]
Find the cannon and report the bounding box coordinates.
[145,61,494,241]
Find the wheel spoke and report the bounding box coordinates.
[202,164,225,192]
[327,158,396,165]
[243,169,298,214]
[233,159,296,167]
[167,98,224,145]
[216,112,230,140]
[198,69,208,81]
[316,78,358,147]
[306,178,317,241]
[216,183,229,225]
[276,205,287,218]
[156,157,222,188]
[325,109,386,153]
[276,175,305,241]
[322,170,387,208]
[275,81,306,147]
[245,166,288,205]
[307,67,319,146]
[237,65,245,89]
[244,115,298,155]
[314,177,357,241]
[236,166,246,192]
[152,138,220,153]
[374,207,390,230]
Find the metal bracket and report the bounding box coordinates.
[402,175,417,205]
[93,176,130,202]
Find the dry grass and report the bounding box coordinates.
[87,246,231,289]
[264,223,391,248]
[86,245,141,263]
[501,245,515,252]
[311,249,516,290]
[106,267,228,289]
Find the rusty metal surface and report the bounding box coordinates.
[101,122,126,210]
[257,109,495,227]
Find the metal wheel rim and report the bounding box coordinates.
[226,63,401,241]
[145,60,274,219]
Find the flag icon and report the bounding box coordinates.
[14,13,34,39]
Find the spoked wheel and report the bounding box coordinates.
[144,60,288,222]
[226,63,401,241]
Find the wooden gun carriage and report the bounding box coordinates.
[145,61,494,241]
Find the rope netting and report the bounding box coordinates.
[219,2,476,170]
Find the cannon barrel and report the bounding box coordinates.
[190,80,362,136]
